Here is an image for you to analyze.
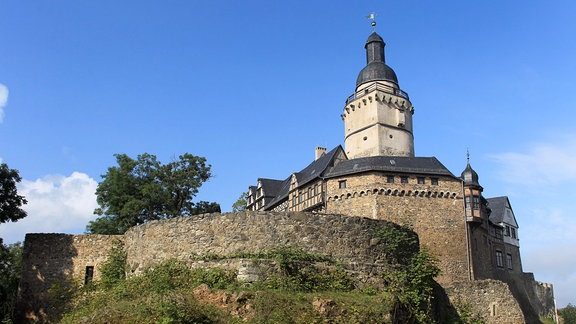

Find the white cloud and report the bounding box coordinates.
[0,172,98,244]
[488,134,576,186]
[488,134,576,307]
[0,83,8,123]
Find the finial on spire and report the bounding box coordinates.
[366,12,376,32]
[466,149,470,163]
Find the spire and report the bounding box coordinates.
[366,12,376,32]
[355,31,398,88]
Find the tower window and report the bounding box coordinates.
[386,175,394,183]
[417,177,425,184]
[465,196,471,209]
[511,228,517,239]
[339,180,347,189]
[400,176,408,184]
[473,196,480,209]
[84,266,94,285]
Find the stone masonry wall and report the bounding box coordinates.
[445,280,526,324]
[16,233,120,323]
[326,172,469,283]
[123,211,397,275]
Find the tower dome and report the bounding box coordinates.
[356,32,399,89]
[461,162,481,187]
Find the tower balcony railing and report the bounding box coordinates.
[345,82,409,105]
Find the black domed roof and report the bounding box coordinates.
[356,62,398,87]
[356,32,399,88]
[461,162,480,187]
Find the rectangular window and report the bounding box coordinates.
[511,228,517,239]
[496,251,503,268]
[84,266,94,285]
[339,180,347,189]
[308,187,312,198]
[417,177,425,184]
[505,226,511,237]
[473,196,480,210]
[506,253,513,270]
[314,184,319,195]
[386,175,394,183]
[400,176,408,184]
[465,196,471,209]
[431,178,439,185]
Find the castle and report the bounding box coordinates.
[16,28,555,323]
[246,29,555,318]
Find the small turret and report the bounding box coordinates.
[461,161,481,189]
[461,153,486,223]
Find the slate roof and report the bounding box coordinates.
[325,155,456,179]
[264,146,345,210]
[487,196,512,225]
[258,178,285,198]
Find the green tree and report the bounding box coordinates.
[87,153,217,234]
[231,191,248,212]
[0,241,23,322]
[0,163,27,224]
[559,304,576,324]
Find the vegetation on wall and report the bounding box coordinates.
[99,239,127,287]
[53,234,452,323]
[376,224,441,323]
[87,153,219,234]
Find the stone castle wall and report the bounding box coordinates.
[16,211,553,323]
[325,172,469,283]
[445,280,526,324]
[123,212,397,275]
[16,234,120,322]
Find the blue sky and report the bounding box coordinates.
[1,0,575,307]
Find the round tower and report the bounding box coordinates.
[461,158,485,223]
[342,32,414,158]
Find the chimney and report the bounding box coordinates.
[315,146,327,160]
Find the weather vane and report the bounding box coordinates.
[466,149,470,163]
[366,12,376,31]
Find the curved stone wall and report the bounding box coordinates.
[123,211,399,275]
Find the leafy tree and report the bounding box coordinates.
[0,241,23,322]
[232,191,248,212]
[190,201,221,214]
[559,304,576,324]
[0,163,27,224]
[87,153,217,234]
